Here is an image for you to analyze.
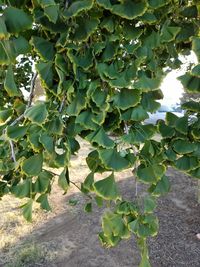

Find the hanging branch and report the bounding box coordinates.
[8,72,38,162]
[9,140,16,163]
[59,95,66,113]
[65,0,69,9]
[124,123,138,197]
[27,72,38,108]
[44,169,93,200]
[10,72,38,127]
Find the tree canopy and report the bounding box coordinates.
[0,1,200,266]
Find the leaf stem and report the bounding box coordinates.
[124,123,138,197]
[9,140,16,163]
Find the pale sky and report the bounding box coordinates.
[161,52,198,107]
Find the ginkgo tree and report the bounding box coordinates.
[0,0,200,266]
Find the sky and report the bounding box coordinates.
[160,52,198,107]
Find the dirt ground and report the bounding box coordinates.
[0,139,200,267]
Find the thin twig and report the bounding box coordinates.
[70,181,93,200]
[124,123,138,197]
[9,140,16,163]
[27,72,38,108]
[65,0,69,8]
[10,72,38,127]
[7,72,38,162]
[43,169,93,200]
[59,95,66,113]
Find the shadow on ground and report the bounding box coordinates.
[1,168,200,267]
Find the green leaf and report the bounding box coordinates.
[66,93,86,116]
[0,41,10,64]
[137,164,166,184]
[102,212,130,240]
[85,127,114,148]
[0,109,12,123]
[148,0,168,8]
[63,0,94,18]
[34,170,52,193]
[58,169,69,193]
[148,175,170,196]
[12,36,31,55]
[86,150,106,173]
[31,36,55,61]
[116,201,139,216]
[45,116,63,135]
[93,173,120,200]
[36,61,53,89]
[138,214,159,238]
[68,199,78,206]
[4,7,32,34]
[97,0,147,20]
[181,101,200,113]
[7,125,28,140]
[192,37,200,61]
[84,202,92,213]
[158,121,175,138]
[161,26,181,43]
[178,73,200,93]
[189,167,200,179]
[175,116,188,134]
[44,5,59,23]
[39,133,54,153]
[165,112,179,127]
[135,75,162,92]
[180,5,198,18]
[144,196,157,213]
[95,196,103,207]
[82,172,94,191]
[122,124,156,145]
[21,199,33,222]
[121,105,149,122]
[22,154,43,176]
[36,194,51,211]
[98,148,135,171]
[113,89,141,110]
[4,65,21,97]
[12,179,31,198]
[73,17,99,41]
[175,156,199,171]
[173,140,197,154]
[0,16,9,39]
[25,102,48,125]
[75,110,98,131]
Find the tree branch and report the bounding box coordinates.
[28,72,38,108]
[10,72,38,127]
[59,95,66,113]
[9,140,16,163]
[124,122,138,197]
[65,0,69,8]
[7,72,38,163]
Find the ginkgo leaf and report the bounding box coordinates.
[137,164,166,184]
[98,148,135,171]
[22,154,43,176]
[4,65,21,97]
[85,127,114,148]
[93,173,120,200]
[25,103,48,125]
[63,0,93,18]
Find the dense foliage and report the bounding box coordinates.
[0,1,200,266]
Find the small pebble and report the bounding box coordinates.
[196,233,200,240]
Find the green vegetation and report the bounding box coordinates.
[0,1,200,266]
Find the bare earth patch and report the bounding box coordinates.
[0,139,200,267]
